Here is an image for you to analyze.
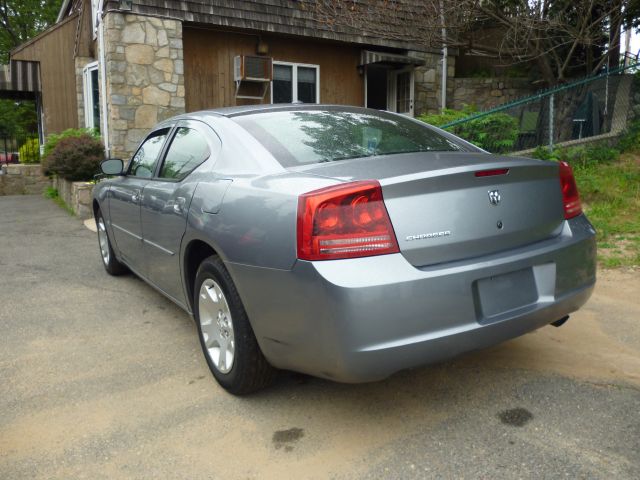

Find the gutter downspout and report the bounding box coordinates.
[439,0,447,112]
[97,1,111,157]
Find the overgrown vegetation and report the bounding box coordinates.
[617,119,640,154]
[531,143,640,268]
[42,132,104,181]
[418,105,519,153]
[18,138,40,164]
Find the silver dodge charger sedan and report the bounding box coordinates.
[93,105,596,394]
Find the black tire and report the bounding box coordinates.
[95,209,128,276]
[194,255,275,395]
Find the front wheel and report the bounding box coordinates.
[194,255,275,395]
[96,210,128,276]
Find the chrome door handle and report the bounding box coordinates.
[131,191,141,203]
[173,196,186,214]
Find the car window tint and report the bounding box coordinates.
[159,127,211,180]
[232,110,464,167]
[129,129,169,178]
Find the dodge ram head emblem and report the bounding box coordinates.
[488,189,501,206]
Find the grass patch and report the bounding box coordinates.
[573,153,640,268]
[43,187,75,216]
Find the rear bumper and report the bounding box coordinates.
[228,215,596,382]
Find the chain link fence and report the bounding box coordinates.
[438,58,640,156]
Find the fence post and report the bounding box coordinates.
[548,93,555,151]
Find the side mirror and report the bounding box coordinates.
[101,158,124,176]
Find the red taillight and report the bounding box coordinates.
[297,180,400,261]
[558,161,582,219]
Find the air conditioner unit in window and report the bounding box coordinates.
[234,55,273,82]
[234,56,272,100]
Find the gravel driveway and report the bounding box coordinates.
[1,195,639,479]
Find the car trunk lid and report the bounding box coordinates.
[291,152,564,267]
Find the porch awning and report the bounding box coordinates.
[0,61,41,93]
[360,50,425,67]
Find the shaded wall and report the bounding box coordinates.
[183,27,364,111]
[11,15,80,135]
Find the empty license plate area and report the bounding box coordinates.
[474,267,539,322]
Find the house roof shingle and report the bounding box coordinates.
[103,0,433,52]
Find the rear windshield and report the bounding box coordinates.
[232,110,464,167]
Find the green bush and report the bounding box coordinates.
[530,144,619,168]
[617,119,640,153]
[418,105,476,127]
[418,105,519,154]
[18,138,40,163]
[43,128,100,160]
[42,133,104,181]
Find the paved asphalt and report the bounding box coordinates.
[1,195,639,479]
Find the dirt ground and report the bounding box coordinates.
[1,195,639,479]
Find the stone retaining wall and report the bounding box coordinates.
[51,176,94,220]
[0,164,50,196]
[452,77,533,111]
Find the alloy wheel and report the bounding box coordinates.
[198,278,235,373]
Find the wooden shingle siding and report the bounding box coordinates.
[183,27,364,111]
[104,0,428,51]
[11,14,79,135]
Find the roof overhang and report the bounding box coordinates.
[359,50,426,67]
[56,0,72,23]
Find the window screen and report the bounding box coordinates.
[273,65,293,103]
[297,67,317,103]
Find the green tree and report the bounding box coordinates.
[0,0,63,63]
[0,98,37,137]
[314,0,639,85]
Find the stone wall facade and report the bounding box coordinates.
[413,52,456,115]
[452,77,533,111]
[0,164,51,196]
[103,13,185,160]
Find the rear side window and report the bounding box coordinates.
[159,127,211,180]
[232,110,463,167]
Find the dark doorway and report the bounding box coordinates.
[366,66,387,110]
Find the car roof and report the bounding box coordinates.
[181,104,378,119]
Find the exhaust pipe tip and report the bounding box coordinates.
[551,315,570,327]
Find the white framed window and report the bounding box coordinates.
[82,61,101,133]
[271,62,320,104]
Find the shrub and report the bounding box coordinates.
[418,105,519,153]
[418,105,476,127]
[530,144,619,168]
[617,119,640,153]
[42,133,104,181]
[43,128,100,160]
[18,138,40,163]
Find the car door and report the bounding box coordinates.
[108,127,172,270]
[140,120,221,303]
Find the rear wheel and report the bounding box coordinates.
[194,255,275,395]
[96,210,128,275]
